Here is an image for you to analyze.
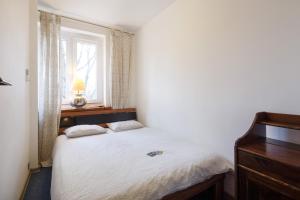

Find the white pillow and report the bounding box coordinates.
[107,120,144,132]
[64,125,107,138]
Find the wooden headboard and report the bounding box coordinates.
[59,106,137,135]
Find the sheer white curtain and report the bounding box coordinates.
[38,11,61,167]
[108,30,133,109]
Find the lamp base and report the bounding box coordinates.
[71,94,87,108]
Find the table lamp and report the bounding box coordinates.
[71,78,87,108]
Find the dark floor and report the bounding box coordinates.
[24,168,213,200]
[24,167,52,200]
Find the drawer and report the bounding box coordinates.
[238,150,300,189]
[238,167,300,200]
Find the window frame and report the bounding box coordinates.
[60,17,111,105]
[74,36,103,104]
[61,29,105,104]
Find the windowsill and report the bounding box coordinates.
[61,103,110,112]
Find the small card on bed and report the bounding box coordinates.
[147,151,163,157]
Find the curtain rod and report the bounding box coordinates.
[38,9,134,35]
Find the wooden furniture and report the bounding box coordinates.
[59,105,137,135]
[235,112,300,200]
[162,173,225,200]
[59,105,227,200]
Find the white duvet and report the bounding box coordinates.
[51,128,232,200]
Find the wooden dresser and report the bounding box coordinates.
[235,112,300,200]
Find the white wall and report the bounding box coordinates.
[29,0,39,170]
[0,0,37,199]
[135,0,300,190]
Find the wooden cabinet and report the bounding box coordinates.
[235,112,300,200]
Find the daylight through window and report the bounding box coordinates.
[60,28,105,104]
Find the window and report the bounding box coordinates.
[60,27,105,104]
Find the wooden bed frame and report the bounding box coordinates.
[59,106,227,200]
[59,106,137,134]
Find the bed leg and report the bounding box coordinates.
[214,178,224,200]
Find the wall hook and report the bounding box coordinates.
[0,77,12,86]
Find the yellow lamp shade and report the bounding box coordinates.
[72,78,85,93]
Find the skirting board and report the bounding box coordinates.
[19,171,31,200]
[19,168,40,200]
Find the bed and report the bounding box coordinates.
[52,108,232,200]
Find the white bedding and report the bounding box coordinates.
[51,127,232,200]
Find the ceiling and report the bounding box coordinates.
[38,0,176,32]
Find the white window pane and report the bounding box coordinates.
[60,28,104,105]
[76,41,97,101]
[61,39,71,103]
